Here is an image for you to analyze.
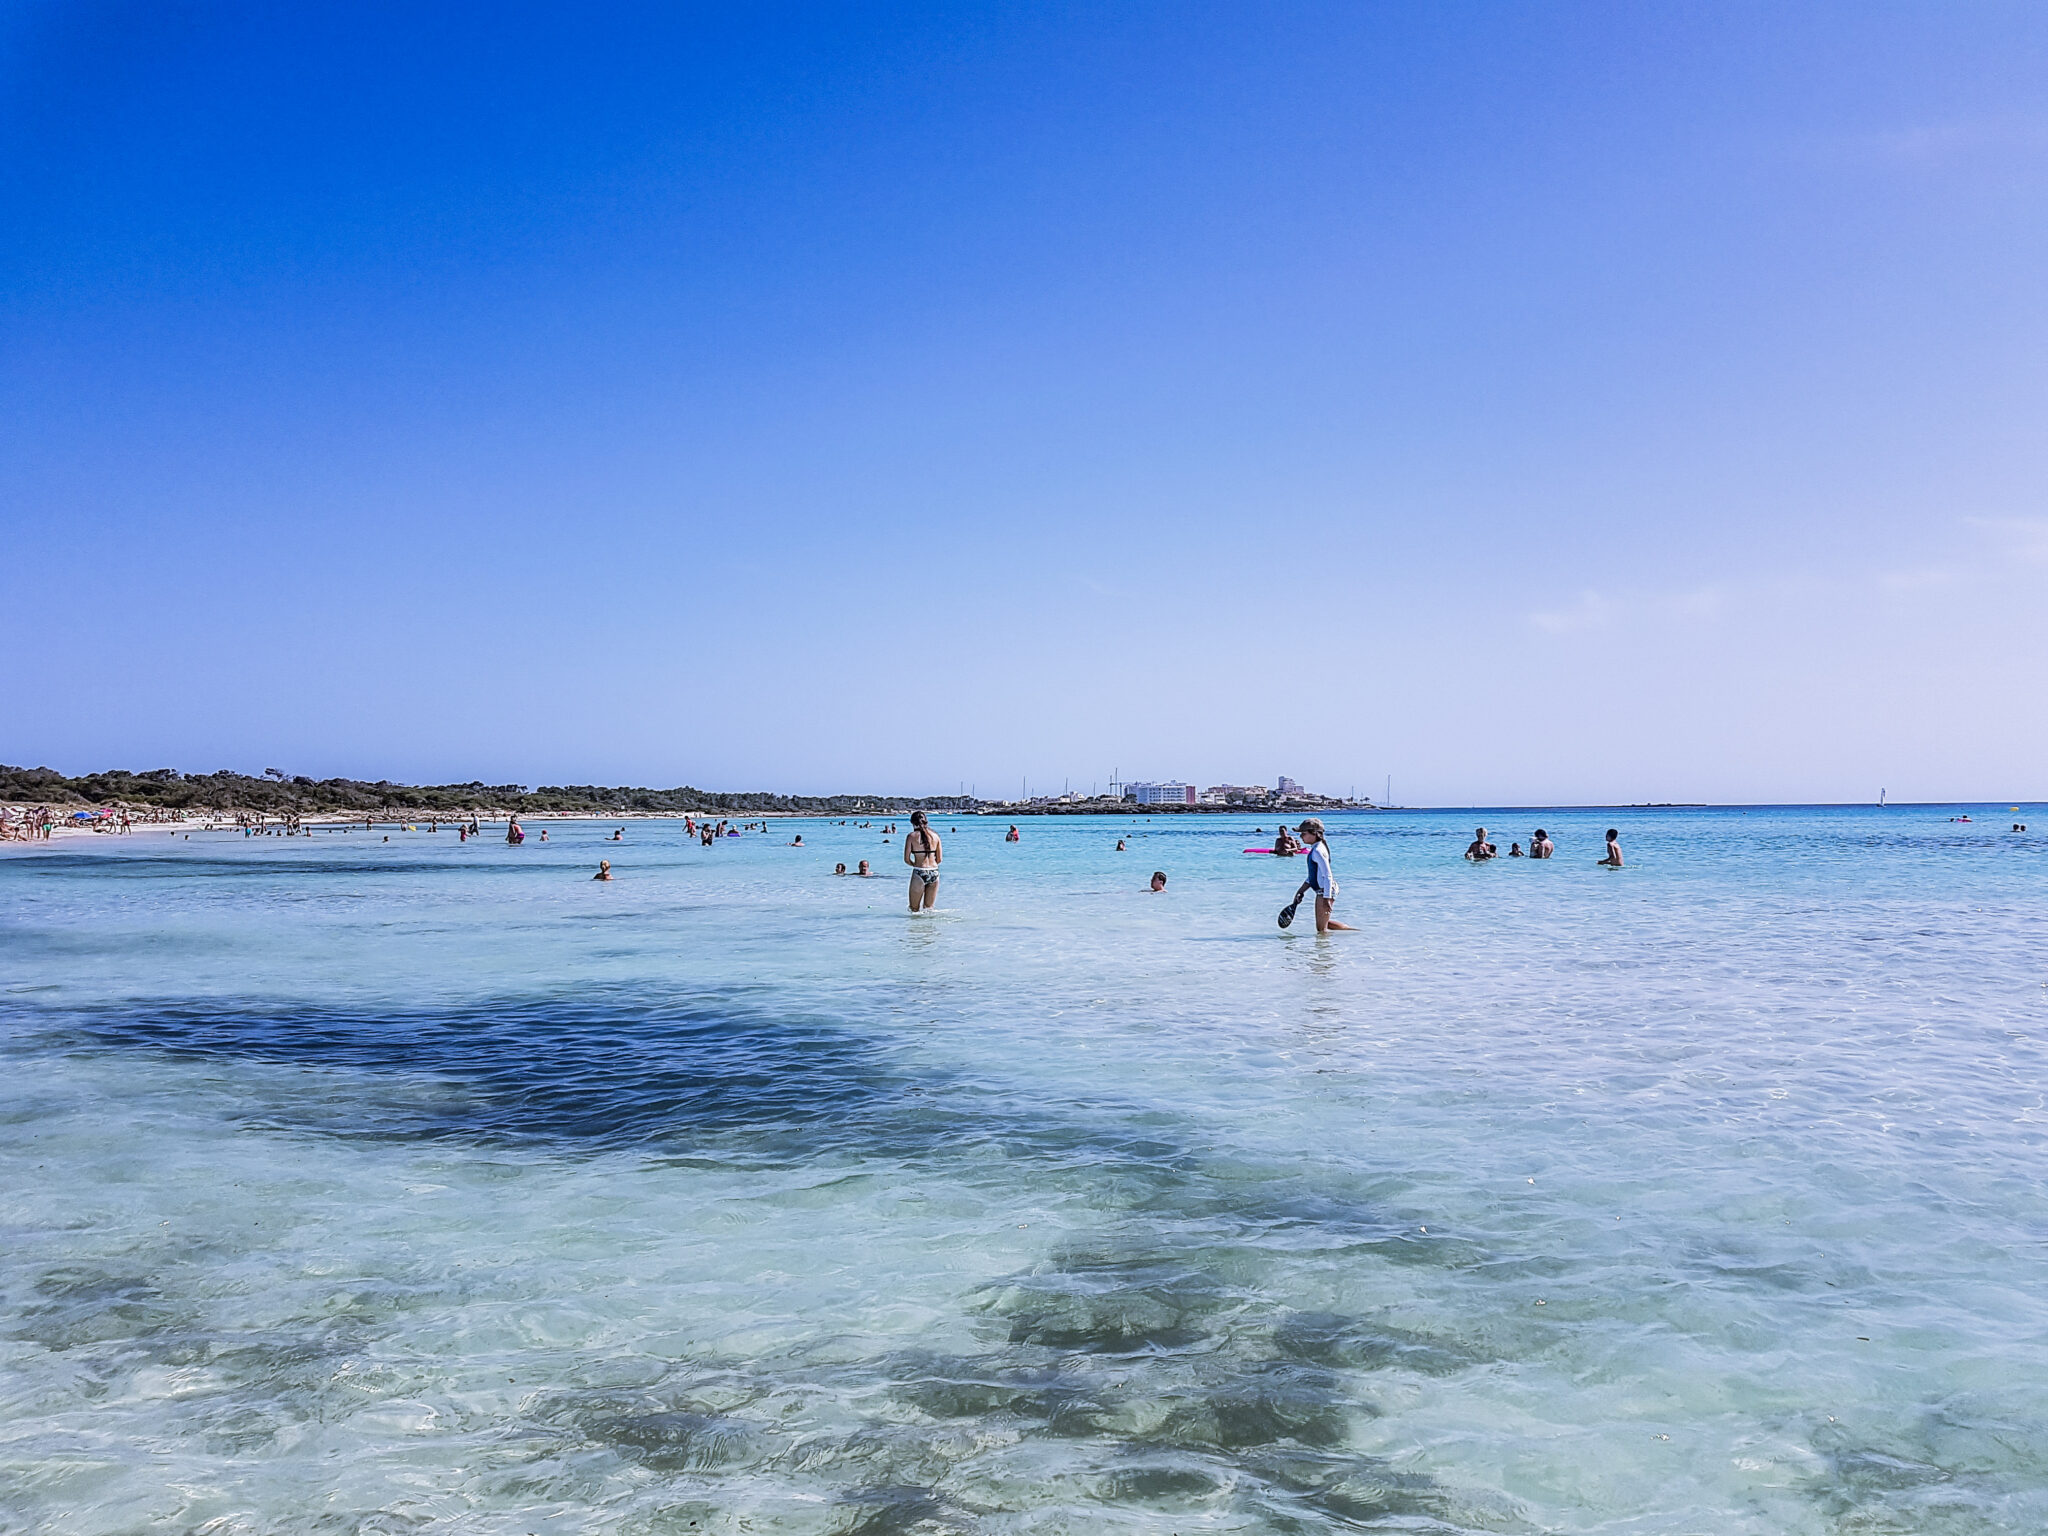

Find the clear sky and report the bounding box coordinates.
[4,3,2045,804]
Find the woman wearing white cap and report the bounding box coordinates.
[1292,819,1353,933]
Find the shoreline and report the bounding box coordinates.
[7,799,2033,850]
[0,802,1366,843]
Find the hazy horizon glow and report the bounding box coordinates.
[5,4,2046,803]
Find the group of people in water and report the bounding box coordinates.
[554,810,1632,934]
[3,799,1633,933]
[1459,825,1622,865]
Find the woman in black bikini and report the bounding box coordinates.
[904,810,942,912]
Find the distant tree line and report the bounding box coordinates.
[0,765,979,817]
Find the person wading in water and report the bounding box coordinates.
[1293,818,1354,933]
[904,810,942,913]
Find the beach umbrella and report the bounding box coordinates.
[71,811,94,819]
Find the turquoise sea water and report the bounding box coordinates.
[3,806,2045,1535]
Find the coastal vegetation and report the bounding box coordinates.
[0,766,977,818]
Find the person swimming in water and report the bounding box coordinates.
[1149,870,1167,891]
[593,860,612,881]
[1598,828,1623,866]
[1005,825,1020,842]
[1292,819,1353,932]
[857,859,873,876]
[790,834,804,847]
[1116,838,1127,851]
[1272,825,1300,856]
[834,862,847,875]
[1464,827,1495,860]
[1530,828,1553,859]
[904,810,942,911]
[506,817,525,845]
[1508,842,1524,857]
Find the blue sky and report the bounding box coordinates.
[4,3,2044,803]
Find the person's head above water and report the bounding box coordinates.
[593,860,612,881]
[1606,828,1620,841]
[834,862,847,875]
[1149,871,1167,891]
[857,859,872,875]
[1534,828,1548,840]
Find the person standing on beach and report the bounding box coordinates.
[904,810,942,911]
[1293,819,1353,933]
[1598,829,1624,866]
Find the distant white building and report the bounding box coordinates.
[1277,775,1306,798]
[1127,781,1197,806]
[1204,784,1270,804]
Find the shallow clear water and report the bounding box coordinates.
[3,806,2045,1535]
